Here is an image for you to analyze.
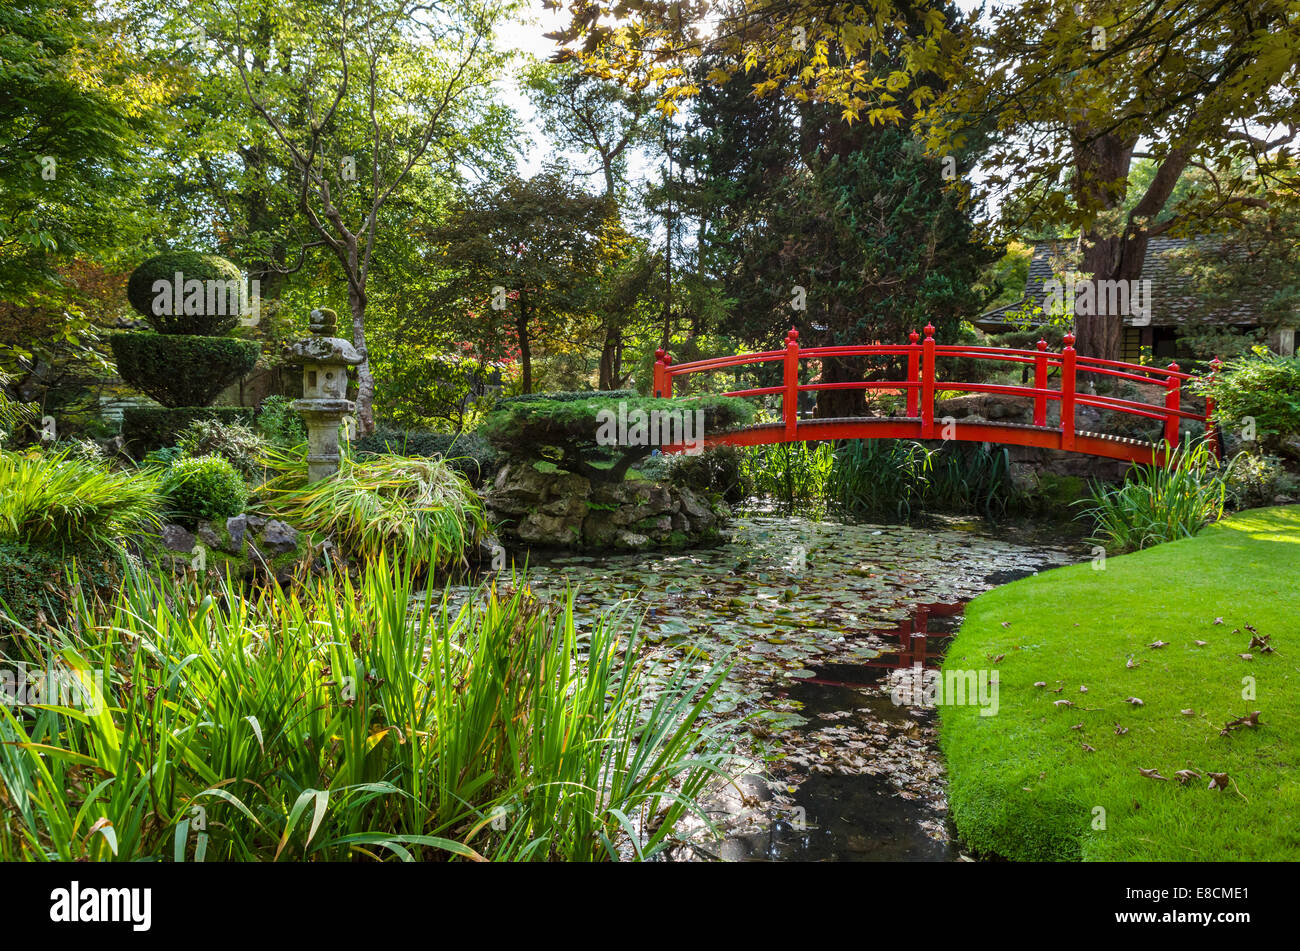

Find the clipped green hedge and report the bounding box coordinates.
[122,406,255,457]
[498,389,635,406]
[112,332,260,408]
[352,427,501,485]
[126,251,244,334]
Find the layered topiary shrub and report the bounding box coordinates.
[111,333,259,408]
[160,455,248,524]
[122,406,254,457]
[125,251,245,335]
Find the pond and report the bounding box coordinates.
[452,512,1087,861]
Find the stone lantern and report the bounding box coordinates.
[287,308,364,482]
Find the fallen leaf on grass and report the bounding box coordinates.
[1194,640,1208,647]
[1125,697,1144,706]
[1180,709,1195,716]
[1114,724,1129,735]
[1149,640,1168,649]
[1082,743,1095,752]
[1175,769,1201,785]
[1139,768,1168,781]
[1053,699,1074,707]
[1208,772,1230,791]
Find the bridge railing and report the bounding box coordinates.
[653,325,1222,457]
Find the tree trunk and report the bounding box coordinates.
[814,356,864,419]
[347,281,375,435]
[598,321,619,389]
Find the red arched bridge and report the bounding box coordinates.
[653,325,1223,465]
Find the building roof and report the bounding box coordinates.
[977,236,1280,329]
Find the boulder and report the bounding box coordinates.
[259,519,299,555]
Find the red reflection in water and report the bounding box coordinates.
[800,602,964,688]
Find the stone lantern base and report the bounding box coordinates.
[293,397,355,482]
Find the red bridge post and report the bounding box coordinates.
[653,349,673,398]
[1164,362,1181,450]
[1034,338,1048,427]
[1205,357,1223,458]
[1060,333,1077,451]
[920,323,936,438]
[784,327,799,436]
[906,330,920,417]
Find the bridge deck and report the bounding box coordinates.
[703,417,1164,463]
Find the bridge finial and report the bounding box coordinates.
[1037,338,1048,351]
[654,348,665,362]
[786,327,799,344]
[908,330,919,344]
[1063,332,1076,350]
[923,323,935,339]
[1209,356,1223,373]
[662,352,672,365]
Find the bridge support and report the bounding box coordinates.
[1060,333,1076,451]
[920,323,936,438]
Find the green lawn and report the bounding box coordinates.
[939,505,1300,861]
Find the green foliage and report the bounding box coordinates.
[1077,441,1226,552]
[160,455,249,525]
[0,557,739,861]
[498,389,635,406]
[0,540,70,640]
[1194,350,1300,449]
[1223,451,1298,510]
[352,427,500,485]
[0,449,162,552]
[256,396,307,449]
[258,448,486,572]
[122,406,255,457]
[666,445,749,505]
[480,395,754,483]
[125,252,244,334]
[176,417,266,479]
[143,446,183,469]
[111,333,260,409]
[740,442,834,514]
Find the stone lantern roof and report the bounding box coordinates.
[285,309,365,366]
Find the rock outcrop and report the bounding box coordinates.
[485,462,729,550]
[157,514,322,582]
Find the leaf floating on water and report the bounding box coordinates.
[1138,768,1168,781]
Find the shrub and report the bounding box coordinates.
[256,395,307,448]
[1077,440,1225,551]
[122,406,255,457]
[125,251,244,334]
[498,388,635,406]
[480,395,754,483]
[1194,350,1300,449]
[160,455,248,524]
[352,427,500,485]
[176,417,266,478]
[259,447,486,571]
[142,445,183,469]
[1223,451,1298,510]
[0,449,163,552]
[0,559,739,861]
[111,333,260,408]
[0,540,68,639]
[666,444,749,504]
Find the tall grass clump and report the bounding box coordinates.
[0,559,739,861]
[1077,440,1226,551]
[0,449,162,552]
[821,440,1017,519]
[258,446,487,572]
[739,441,835,513]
